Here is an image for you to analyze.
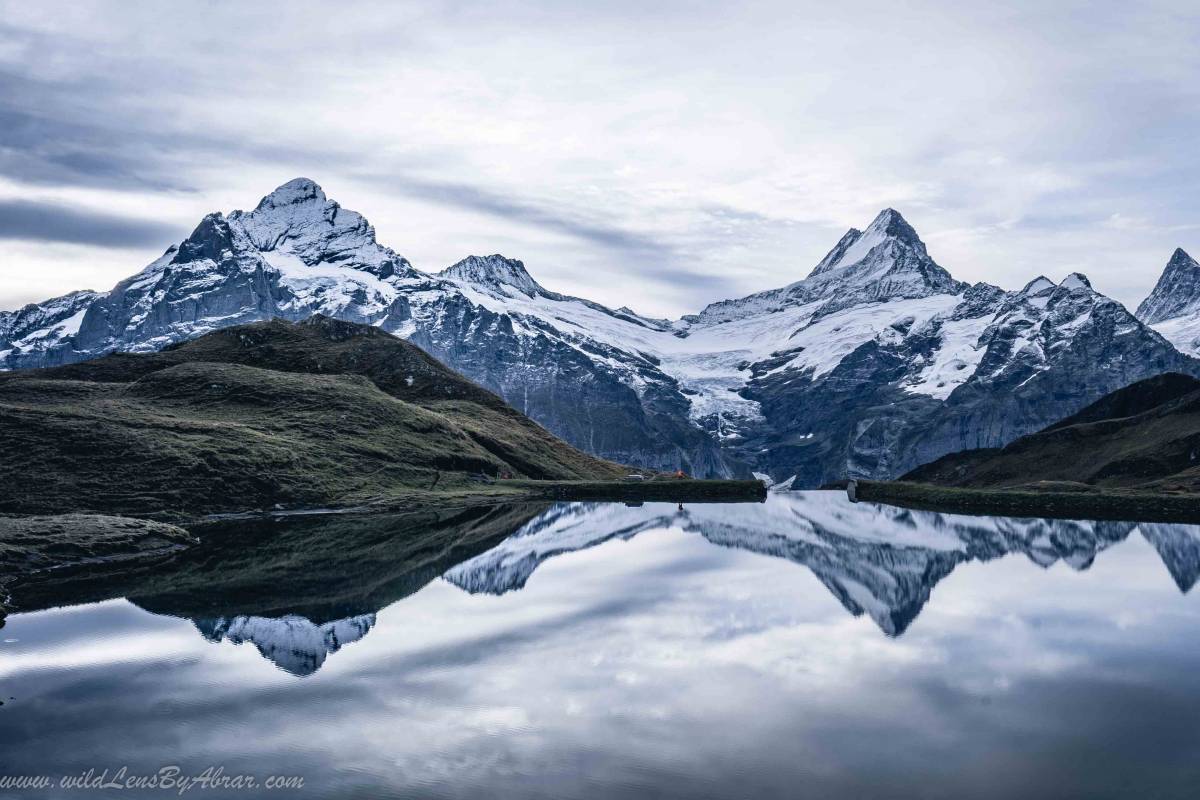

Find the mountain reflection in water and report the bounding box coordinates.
[445,495,1200,637]
[10,492,1196,676]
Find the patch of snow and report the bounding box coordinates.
[1152,315,1200,357]
[1021,276,1055,295]
[822,223,888,272]
[265,248,397,314]
[908,315,991,400]
[56,306,88,337]
[766,295,962,379]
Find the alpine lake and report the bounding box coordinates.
[2,491,1198,799]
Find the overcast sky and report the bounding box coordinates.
[1,0,1197,317]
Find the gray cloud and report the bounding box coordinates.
[0,199,182,247]
[377,176,673,260]
[362,173,746,299]
[0,62,358,194]
[0,2,1198,316]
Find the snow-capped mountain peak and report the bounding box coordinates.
[442,254,550,299]
[688,208,964,327]
[862,206,924,247]
[1137,248,1200,324]
[809,208,925,277]
[222,177,413,280]
[253,176,327,209]
[235,177,337,250]
[1136,248,1200,357]
[787,208,963,319]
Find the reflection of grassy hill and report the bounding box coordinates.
[5,504,548,622]
[0,316,622,517]
[0,514,197,623]
[0,514,194,575]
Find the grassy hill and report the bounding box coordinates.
[900,372,1200,493]
[0,316,623,517]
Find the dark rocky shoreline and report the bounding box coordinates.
[854,480,1200,524]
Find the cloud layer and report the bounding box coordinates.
[1,1,1198,316]
[0,198,178,247]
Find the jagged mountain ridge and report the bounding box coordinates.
[3,178,1196,485]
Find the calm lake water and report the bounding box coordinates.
[2,492,1199,799]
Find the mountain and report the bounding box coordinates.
[1137,248,1200,356]
[900,372,1200,492]
[4,179,1195,486]
[0,315,620,517]
[0,179,722,476]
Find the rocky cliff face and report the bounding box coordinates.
[4,179,1196,484]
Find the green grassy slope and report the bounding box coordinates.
[0,316,623,517]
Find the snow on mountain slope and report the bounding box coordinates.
[907,313,992,400]
[3,179,1195,485]
[1149,315,1200,359]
